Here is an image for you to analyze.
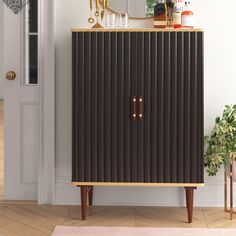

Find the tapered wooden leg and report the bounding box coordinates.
[80,186,88,220]
[185,187,196,223]
[88,186,94,206]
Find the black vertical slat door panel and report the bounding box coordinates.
[84,32,92,181]
[184,32,191,183]
[72,33,76,180]
[72,31,204,184]
[150,32,158,183]
[110,33,118,182]
[156,32,164,182]
[104,32,111,182]
[117,33,125,182]
[124,33,131,182]
[130,33,138,182]
[163,32,171,183]
[144,33,151,183]
[137,32,145,182]
[91,33,98,181]
[72,33,77,181]
[97,33,105,182]
[139,32,204,184]
[170,32,178,182]
[198,32,204,183]
[77,33,85,181]
[177,32,184,183]
[190,32,198,183]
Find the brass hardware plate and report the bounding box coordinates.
[6,71,16,80]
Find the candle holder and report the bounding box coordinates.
[224,158,236,220]
[88,0,105,29]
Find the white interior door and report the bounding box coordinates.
[3,1,39,200]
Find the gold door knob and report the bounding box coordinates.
[6,71,16,80]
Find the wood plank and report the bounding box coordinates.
[0,203,235,235]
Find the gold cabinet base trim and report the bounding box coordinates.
[72,182,204,187]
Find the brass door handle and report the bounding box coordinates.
[139,96,143,120]
[132,96,137,120]
[6,71,16,80]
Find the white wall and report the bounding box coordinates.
[0,2,4,99]
[55,0,236,206]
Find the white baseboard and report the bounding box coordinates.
[55,171,235,207]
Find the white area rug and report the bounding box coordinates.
[52,226,236,236]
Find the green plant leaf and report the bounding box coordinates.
[204,105,236,176]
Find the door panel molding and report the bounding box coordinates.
[20,102,38,185]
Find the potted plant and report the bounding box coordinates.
[205,105,236,181]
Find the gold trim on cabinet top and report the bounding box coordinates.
[71,28,204,33]
[72,182,205,187]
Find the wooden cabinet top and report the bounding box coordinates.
[71,28,204,33]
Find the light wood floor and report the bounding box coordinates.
[0,99,3,200]
[1,101,236,235]
[0,204,236,236]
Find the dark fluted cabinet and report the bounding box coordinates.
[72,29,204,223]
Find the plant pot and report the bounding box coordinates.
[226,159,236,182]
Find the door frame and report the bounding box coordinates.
[38,0,55,204]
